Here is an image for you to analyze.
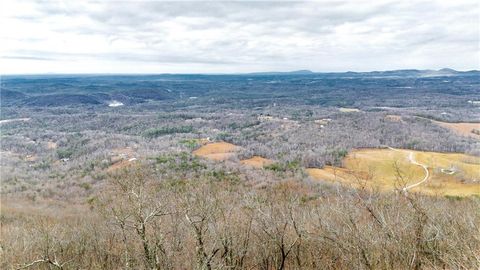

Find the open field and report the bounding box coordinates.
[240,156,274,168]
[192,142,240,161]
[431,120,480,139]
[194,142,479,196]
[381,115,480,140]
[339,107,360,113]
[307,148,480,196]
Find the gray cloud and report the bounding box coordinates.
[5,49,236,64]
[1,55,54,61]
[1,0,478,73]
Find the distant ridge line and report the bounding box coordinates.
[2,68,479,77]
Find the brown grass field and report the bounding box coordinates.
[431,120,480,139]
[192,141,240,161]
[240,156,274,168]
[388,115,479,139]
[307,148,480,196]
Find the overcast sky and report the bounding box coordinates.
[1,0,479,74]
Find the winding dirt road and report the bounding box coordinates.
[388,147,429,190]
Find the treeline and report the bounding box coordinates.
[143,126,194,138]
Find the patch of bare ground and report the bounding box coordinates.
[314,118,332,125]
[107,159,137,172]
[24,155,37,162]
[47,141,57,149]
[111,147,136,158]
[385,114,403,122]
[107,147,138,171]
[192,142,240,161]
[240,156,274,168]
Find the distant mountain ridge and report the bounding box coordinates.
[3,68,478,78]
[1,68,478,107]
[247,70,315,75]
[246,68,479,77]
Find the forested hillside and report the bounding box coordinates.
[1,71,479,269]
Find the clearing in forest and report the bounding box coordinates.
[339,108,360,113]
[240,156,274,168]
[307,148,480,196]
[107,147,138,172]
[47,141,57,149]
[385,115,403,122]
[430,120,480,139]
[193,142,240,161]
[107,159,137,172]
[193,142,274,168]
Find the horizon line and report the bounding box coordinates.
[1,68,479,76]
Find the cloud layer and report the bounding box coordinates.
[1,0,478,73]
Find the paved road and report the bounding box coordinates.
[387,147,429,191]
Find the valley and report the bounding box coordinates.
[1,71,479,269]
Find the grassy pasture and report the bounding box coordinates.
[308,148,480,196]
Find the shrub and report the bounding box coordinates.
[179,139,199,149]
[56,148,74,159]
